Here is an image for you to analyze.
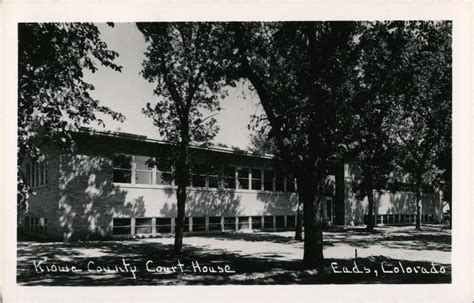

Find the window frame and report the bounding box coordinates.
[112,153,298,194]
[26,157,48,188]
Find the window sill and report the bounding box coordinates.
[112,183,297,195]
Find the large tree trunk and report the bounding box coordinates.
[299,171,324,269]
[174,128,190,252]
[366,188,375,232]
[295,200,303,241]
[414,175,422,230]
[174,185,186,252]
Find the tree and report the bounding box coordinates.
[434,135,452,227]
[18,23,125,211]
[137,22,236,252]
[248,126,277,156]
[348,22,399,232]
[247,121,303,240]
[231,22,359,268]
[384,21,451,230]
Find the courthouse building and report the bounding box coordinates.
[20,130,444,240]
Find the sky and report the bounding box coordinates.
[83,23,263,150]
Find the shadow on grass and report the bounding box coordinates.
[17,239,450,286]
[198,231,298,244]
[322,225,451,252]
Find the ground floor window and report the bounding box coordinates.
[286,215,296,227]
[135,218,152,234]
[112,215,297,236]
[251,216,262,230]
[275,216,285,228]
[209,217,221,231]
[112,218,131,235]
[263,216,274,229]
[238,216,250,230]
[156,218,172,233]
[24,216,48,235]
[193,217,206,232]
[223,217,236,231]
[364,213,436,225]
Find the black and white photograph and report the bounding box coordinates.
[1,1,472,302]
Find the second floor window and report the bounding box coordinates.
[135,156,153,185]
[113,155,132,183]
[25,157,48,188]
[112,154,297,193]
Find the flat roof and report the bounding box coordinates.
[78,127,275,160]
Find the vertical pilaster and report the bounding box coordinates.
[171,217,176,233]
[151,217,156,237]
[130,217,136,237]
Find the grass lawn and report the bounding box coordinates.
[16,225,451,285]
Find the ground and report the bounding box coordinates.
[17,225,451,285]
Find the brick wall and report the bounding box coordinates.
[20,146,61,240]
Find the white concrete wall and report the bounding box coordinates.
[111,184,298,218]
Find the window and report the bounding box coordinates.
[209,217,221,231]
[24,216,30,231]
[223,217,236,231]
[286,215,296,227]
[113,155,132,183]
[191,164,207,188]
[192,217,206,232]
[113,218,131,235]
[237,167,249,189]
[156,160,174,185]
[25,163,31,186]
[26,157,48,187]
[263,170,274,191]
[275,172,284,192]
[263,216,274,229]
[208,166,221,189]
[275,216,285,228]
[135,218,152,234]
[23,216,47,234]
[156,218,172,233]
[251,169,262,190]
[113,154,175,186]
[111,154,298,195]
[223,166,236,189]
[287,177,296,192]
[135,156,153,185]
[238,217,250,230]
[251,216,262,229]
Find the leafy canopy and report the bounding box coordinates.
[138,22,238,146]
[18,22,125,210]
[385,21,452,186]
[18,23,125,160]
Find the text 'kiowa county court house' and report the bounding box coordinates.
[20,130,444,240]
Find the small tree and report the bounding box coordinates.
[18,22,124,211]
[137,22,236,252]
